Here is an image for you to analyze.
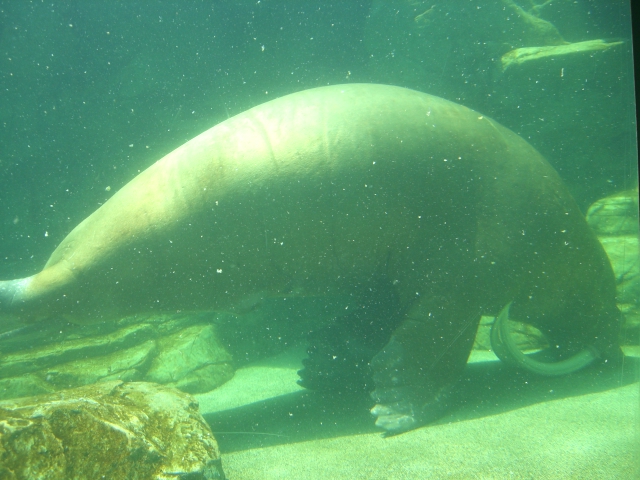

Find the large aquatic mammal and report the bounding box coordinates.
[0,84,620,434]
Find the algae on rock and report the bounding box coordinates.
[144,324,234,394]
[586,190,640,345]
[0,381,225,479]
[0,316,235,402]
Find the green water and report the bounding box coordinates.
[0,1,638,479]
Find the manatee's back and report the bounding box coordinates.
[0,84,618,345]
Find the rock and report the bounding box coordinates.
[598,236,640,309]
[586,190,640,237]
[117,310,215,333]
[39,339,157,390]
[0,381,225,480]
[586,190,640,346]
[0,314,236,401]
[144,324,234,394]
[0,323,155,378]
[0,373,54,400]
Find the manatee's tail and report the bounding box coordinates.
[490,302,601,376]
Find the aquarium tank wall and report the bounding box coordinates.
[0,1,638,478]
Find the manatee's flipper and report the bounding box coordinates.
[369,328,455,435]
[490,302,600,376]
[297,275,404,394]
[370,303,481,436]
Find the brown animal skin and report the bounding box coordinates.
[0,84,620,434]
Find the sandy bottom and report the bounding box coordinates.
[195,348,640,480]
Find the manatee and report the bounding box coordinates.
[0,84,621,435]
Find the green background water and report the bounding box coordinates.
[0,0,636,279]
[0,2,638,477]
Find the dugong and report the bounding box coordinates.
[0,84,620,434]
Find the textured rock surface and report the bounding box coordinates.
[586,189,640,237]
[0,317,234,402]
[0,381,225,480]
[42,339,156,390]
[586,190,640,345]
[0,323,156,379]
[144,324,233,394]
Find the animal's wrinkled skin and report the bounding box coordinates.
[0,84,620,435]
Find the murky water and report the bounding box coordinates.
[0,2,638,479]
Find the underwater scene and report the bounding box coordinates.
[0,1,638,478]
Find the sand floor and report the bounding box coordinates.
[195,348,640,479]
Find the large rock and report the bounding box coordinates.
[586,190,640,345]
[0,323,155,378]
[586,190,640,238]
[0,316,235,401]
[0,381,225,480]
[0,340,155,400]
[144,324,233,394]
[42,339,157,389]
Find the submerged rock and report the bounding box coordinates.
[144,324,233,394]
[586,190,640,345]
[0,381,225,480]
[0,323,155,379]
[0,318,234,402]
[0,373,54,400]
[587,190,640,238]
[42,339,157,389]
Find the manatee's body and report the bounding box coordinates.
[0,84,620,434]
